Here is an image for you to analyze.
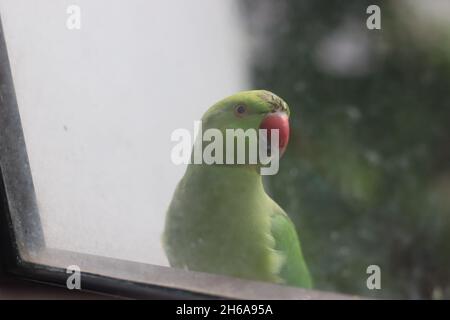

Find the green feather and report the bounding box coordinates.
[270,206,313,288]
[163,90,312,288]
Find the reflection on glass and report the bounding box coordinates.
[0,0,249,266]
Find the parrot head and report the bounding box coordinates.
[201,90,291,161]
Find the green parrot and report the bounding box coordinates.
[163,90,312,288]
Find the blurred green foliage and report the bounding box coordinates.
[242,0,450,299]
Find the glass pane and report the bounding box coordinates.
[0,0,248,266]
[1,0,449,299]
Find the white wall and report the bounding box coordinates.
[0,0,250,265]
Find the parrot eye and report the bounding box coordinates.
[234,104,247,117]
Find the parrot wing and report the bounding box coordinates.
[270,205,313,288]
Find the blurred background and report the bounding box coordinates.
[1,0,449,300]
[241,0,450,299]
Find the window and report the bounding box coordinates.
[0,0,449,300]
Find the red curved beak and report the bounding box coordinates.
[259,112,290,156]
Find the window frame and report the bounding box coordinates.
[0,13,353,300]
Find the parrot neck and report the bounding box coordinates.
[185,163,264,190]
